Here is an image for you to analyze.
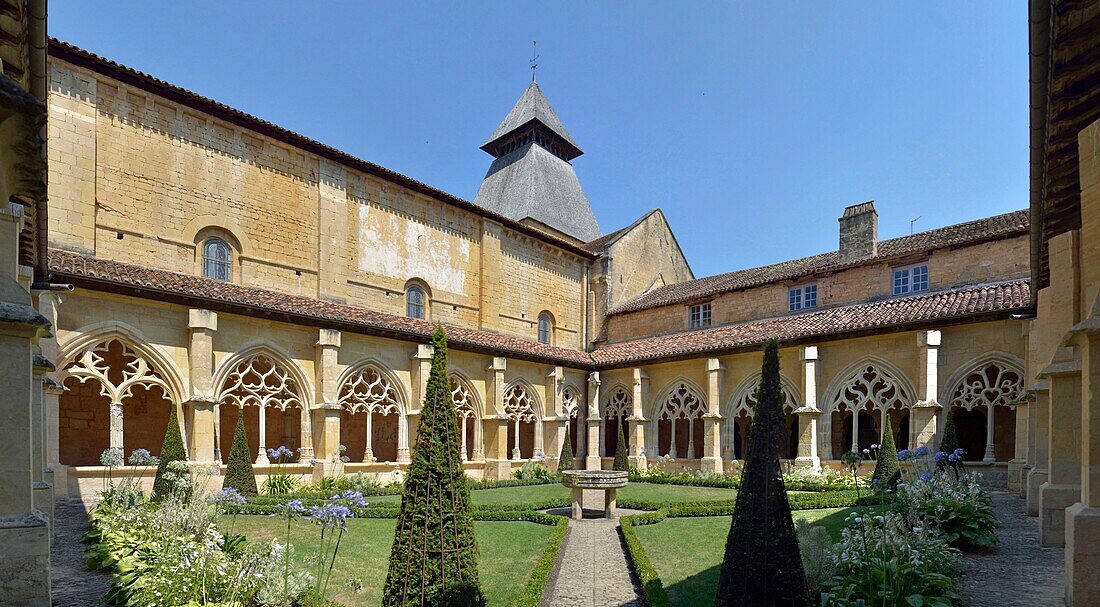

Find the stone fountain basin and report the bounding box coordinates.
[560,469,628,489]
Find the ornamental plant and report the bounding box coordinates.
[223,408,259,497]
[612,420,630,472]
[715,339,809,606]
[937,409,963,475]
[152,404,188,502]
[263,445,298,495]
[896,472,998,549]
[558,428,575,472]
[382,327,484,607]
[870,416,901,493]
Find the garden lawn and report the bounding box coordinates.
[361,482,741,506]
[632,507,857,607]
[224,515,555,606]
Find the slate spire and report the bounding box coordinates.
[473,82,601,243]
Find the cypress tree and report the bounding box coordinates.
[152,404,188,501]
[382,327,483,607]
[612,419,630,472]
[938,408,963,474]
[715,340,809,607]
[870,415,900,493]
[222,408,259,497]
[558,427,575,472]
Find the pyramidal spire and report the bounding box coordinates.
[473,82,601,243]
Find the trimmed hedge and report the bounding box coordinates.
[223,408,258,497]
[515,516,569,607]
[621,514,671,607]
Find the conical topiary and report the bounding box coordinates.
[870,415,900,493]
[612,419,630,472]
[938,408,963,474]
[152,404,188,501]
[558,427,575,472]
[382,328,483,607]
[223,408,258,497]
[715,340,809,607]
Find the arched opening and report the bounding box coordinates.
[217,352,306,463]
[450,375,480,461]
[59,338,176,466]
[219,405,261,464]
[856,410,878,452]
[202,237,233,281]
[338,364,404,463]
[603,386,632,457]
[503,383,538,460]
[952,408,987,462]
[654,381,706,458]
[830,410,852,457]
[538,312,553,345]
[507,419,536,459]
[733,414,751,459]
[406,285,426,319]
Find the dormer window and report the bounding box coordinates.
[202,238,232,281]
[689,303,712,329]
[789,284,818,311]
[893,264,929,295]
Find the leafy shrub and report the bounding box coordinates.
[151,404,188,501]
[558,430,575,472]
[896,472,998,549]
[820,510,962,607]
[782,466,868,492]
[613,421,630,472]
[263,473,299,495]
[795,519,831,597]
[870,416,901,493]
[514,461,556,482]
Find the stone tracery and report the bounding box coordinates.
[217,353,305,463]
[338,364,402,463]
[503,382,538,460]
[450,374,481,461]
[604,386,632,457]
[654,381,706,459]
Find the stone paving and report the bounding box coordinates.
[541,514,644,607]
[51,499,112,606]
[958,491,1063,607]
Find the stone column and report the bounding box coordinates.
[701,358,724,474]
[911,330,941,449]
[982,404,997,462]
[1066,301,1100,606]
[256,405,269,464]
[1009,401,1030,493]
[1027,382,1050,516]
[36,291,63,490]
[546,367,564,468]
[586,372,602,470]
[186,309,218,464]
[629,368,649,470]
[363,411,375,463]
[1039,347,1082,547]
[796,346,821,468]
[403,344,432,465]
[484,357,510,478]
[312,329,342,478]
[31,348,53,522]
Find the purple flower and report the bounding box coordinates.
[896,449,912,461]
[933,450,947,463]
[914,445,930,457]
[333,490,367,507]
[286,499,305,514]
[919,471,933,482]
[216,487,248,506]
[309,503,353,530]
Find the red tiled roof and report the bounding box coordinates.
[609,210,1029,315]
[49,250,1030,369]
[47,39,597,260]
[47,250,593,367]
[593,278,1031,367]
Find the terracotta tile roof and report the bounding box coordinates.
[47,39,597,260]
[47,250,593,367]
[609,209,1029,315]
[593,278,1031,367]
[49,251,1030,370]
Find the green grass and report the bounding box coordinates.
[631,507,857,607]
[224,515,555,606]
[361,481,740,506]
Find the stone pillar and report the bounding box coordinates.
[1027,382,1051,516]
[795,346,821,468]
[0,201,52,605]
[1066,297,1100,606]
[36,291,63,483]
[546,367,564,467]
[628,368,649,469]
[312,329,341,478]
[256,405,269,464]
[701,358,724,474]
[911,330,941,450]
[1039,347,1082,547]
[186,309,218,464]
[586,372,602,470]
[484,357,510,479]
[31,349,53,525]
[982,404,997,462]
[396,413,411,463]
[1008,401,1030,492]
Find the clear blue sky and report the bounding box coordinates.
[51,2,1027,278]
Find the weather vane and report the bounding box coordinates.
[530,40,539,83]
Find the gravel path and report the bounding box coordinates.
[51,499,112,606]
[958,491,1063,607]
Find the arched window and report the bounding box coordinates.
[202,238,232,281]
[406,285,426,319]
[537,312,553,344]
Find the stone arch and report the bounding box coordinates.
[821,356,916,458]
[213,344,312,464]
[650,377,708,459]
[503,378,543,460]
[723,372,801,460]
[940,352,1026,462]
[182,214,253,256]
[56,325,185,466]
[602,383,632,457]
[336,359,408,463]
[449,371,484,461]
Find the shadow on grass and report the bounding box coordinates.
[663,563,720,607]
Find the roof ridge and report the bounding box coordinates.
[608,208,1029,315]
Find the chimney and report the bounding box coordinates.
[838,201,878,263]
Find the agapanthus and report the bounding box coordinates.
[309,502,353,530]
[279,499,306,516]
[896,449,912,461]
[215,487,248,506]
[128,448,153,466]
[100,447,124,468]
[332,490,367,507]
[914,445,931,457]
[918,470,933,482]
[947,447,966,463]
[933,450,947,463]
[267,445,295,462]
